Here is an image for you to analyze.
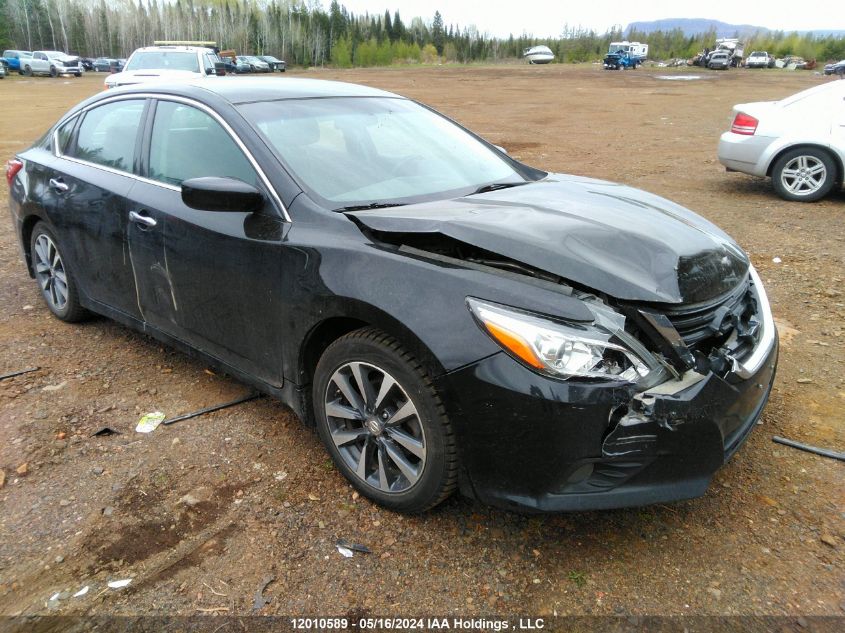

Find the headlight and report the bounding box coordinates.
[467,297,651,381]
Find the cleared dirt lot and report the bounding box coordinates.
[0,65,843,620]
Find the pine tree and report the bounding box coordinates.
[431,10,444,55]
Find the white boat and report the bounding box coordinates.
[523,45,554,64]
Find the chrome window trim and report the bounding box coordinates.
[53,92,291,221]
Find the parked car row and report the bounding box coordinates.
[222,55,285,73]
[1,49,128,77]
[87,57,126,72]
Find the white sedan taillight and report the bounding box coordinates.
[731,112,759,135]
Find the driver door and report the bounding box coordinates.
[127,99,288,386]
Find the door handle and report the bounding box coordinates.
[129,210,157,228]
[49,177,69,193]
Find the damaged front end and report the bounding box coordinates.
[349,198,778,510]
[380,232,778,511]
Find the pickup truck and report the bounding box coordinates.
[23,51,83,77]
[1,50,33,74]
[746,51,774,68]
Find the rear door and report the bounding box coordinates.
[127,98,287,386]
[49,98,149,320]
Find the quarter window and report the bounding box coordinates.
[148,101,258,187]
[55,117,77,154]
[70,100,145,172]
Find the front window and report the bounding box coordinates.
[238,97,528,208]
[148,101,258,187]
[125,51,200,72]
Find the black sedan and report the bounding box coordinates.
[258,55,286,72]
[6,79,778,513]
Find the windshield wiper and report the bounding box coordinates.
[469,181,529,195]
[335,202,408,212]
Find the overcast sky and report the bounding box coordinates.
[333,1,843,38]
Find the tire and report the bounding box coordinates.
[74,72,81,77]
[29,222,89,322]
[23,65,31,76]
[772,148,837,202]
[50,66,58,78]
[313,328,457,513]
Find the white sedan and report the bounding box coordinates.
[718,80,845,202]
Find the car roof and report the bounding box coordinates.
[107,77,401,105]
[779,78,845,106]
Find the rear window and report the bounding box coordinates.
[125,51,199,72]
[69,100,146,172]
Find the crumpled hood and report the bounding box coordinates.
[350,174,749,304]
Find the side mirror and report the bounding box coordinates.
[494,145,508,155]
[214,61,227,76]
[181,177,264,213]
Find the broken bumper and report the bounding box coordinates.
[438,335,778,513]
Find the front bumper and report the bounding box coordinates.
[437,334,778,513]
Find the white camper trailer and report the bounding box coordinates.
[608,41,649,61]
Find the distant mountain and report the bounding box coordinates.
[625,18,845,38]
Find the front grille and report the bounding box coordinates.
[661,277,752,348]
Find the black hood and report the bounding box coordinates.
[349,174,749,304]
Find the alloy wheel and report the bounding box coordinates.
[780,155,827,196]
[324,361,426,493]
[33,234,69,311]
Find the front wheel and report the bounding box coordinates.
[313,328,457,513]
[772,148,837,202]
[23,65,31,76]
[30,223,89,322]
[50,65,58,77]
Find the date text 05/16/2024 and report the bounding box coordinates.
[289,617,545,630]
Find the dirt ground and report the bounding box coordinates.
[0,64,843,623]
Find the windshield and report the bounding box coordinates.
[125,51,199,72]
[239,97,525,208]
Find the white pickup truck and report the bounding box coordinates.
[105,45,224,88]
[745,51,773,68]
[24,51,83,77]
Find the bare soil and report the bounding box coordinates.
[0,65,843,619]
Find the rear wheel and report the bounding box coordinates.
[772,148,837,202]
[313,328,457,513]
[30,223,89,322]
